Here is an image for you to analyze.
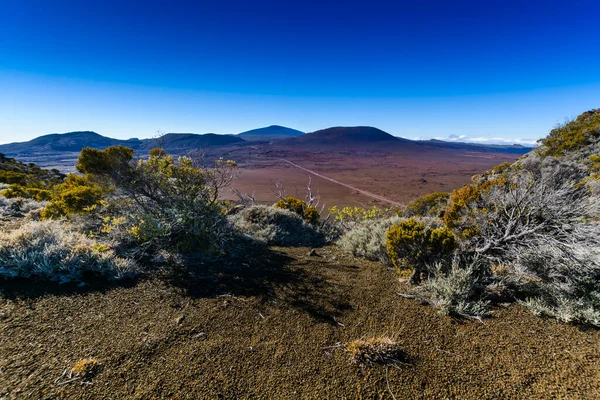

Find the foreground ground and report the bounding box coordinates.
[1,246,598,399]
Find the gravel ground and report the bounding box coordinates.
[1,246,599,399]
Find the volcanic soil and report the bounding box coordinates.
[222,144,526,207]
[1,245,599,399]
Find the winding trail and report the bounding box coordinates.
[277,158,405,207]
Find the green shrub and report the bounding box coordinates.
[386,218,455,283]
[73,146,240,257]
[404,191,449,217]
[540,109,600,157]
[0,170,31,185]
[0,220,137,282]
[443,178,507,238]
[1,185,53,201]
[275,196,320,224]
[41,174,105,219]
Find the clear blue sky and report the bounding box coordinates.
[1,0,598,144]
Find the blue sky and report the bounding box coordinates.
[1,0,598,144]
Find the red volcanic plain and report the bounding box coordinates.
[214,130,528,208]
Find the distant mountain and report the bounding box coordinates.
[0,131,245,156]
[0,131,127,154]
[283,126,402,145]
[275,126,531,155]
[237,125,305,142]
[140,133,244,151]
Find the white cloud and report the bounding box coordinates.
[406,134,539,147]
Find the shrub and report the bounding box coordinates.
[41,174,106,219]
[337,216,402,264]
[275,196,320,224]
[1,185,53,201]
[403,191,449,218]
[0,220,137,282]
[439,159,600,326]
[71,358,99,379]
[346,337,407,366]
[229,205,323,247]
[72,146,240,258]
[0,196,48,217]
[386,218,455,283]
[416,260,491,318]
[443,178,507,238]
[540,109,600,157]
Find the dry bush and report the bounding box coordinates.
[229,205,324,247]
[0,220,137,282]
[426,152,600,325]
[71,358,99,379]
[346,337,407,365]
[337,216,402,264]
[416,257,491,318]
[0,195,48,217]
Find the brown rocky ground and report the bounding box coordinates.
[1,246,599,399]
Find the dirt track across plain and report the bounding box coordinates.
[277,158,405,207]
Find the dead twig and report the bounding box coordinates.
[56,376,81,386]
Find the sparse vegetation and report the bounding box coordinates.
[386,218,455,283]
[275,196,320,224]
[346,337,407,366]
[0,195,48,218]
[337,216,401,264]
[229,205,323,247]
[540,109,600,157]
[72,146,242,258]
[403,191,449,218]
[71,358,99,379]
[0,220,136,282]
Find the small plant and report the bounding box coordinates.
[337,216,402,264]
[275,196,320,224]
[403,191,449,218]
[0,220,137,282]
[386,218,455,283]
[416,261,491,318]
[71,358,99,379]
[41,174,106,219]
[229,205,323,247]
[346,337,407,366]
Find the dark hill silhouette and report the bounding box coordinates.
[278,126,406,146]
[0,131,245,156]
[237,125,304,142]
[140,133,244,151]
[1,131,126,154]
[276,126,530,154]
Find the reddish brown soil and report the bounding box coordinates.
[222,146,524,208]
[1,246,598,399]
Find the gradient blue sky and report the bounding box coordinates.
[1,0,599,144]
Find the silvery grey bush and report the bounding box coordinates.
[0,220,137,282]
[229,205,324,247]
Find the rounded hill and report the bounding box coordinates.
[287,126,401,146]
